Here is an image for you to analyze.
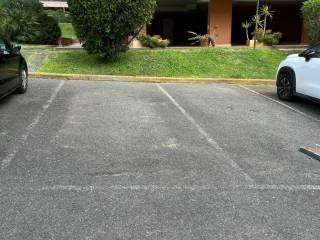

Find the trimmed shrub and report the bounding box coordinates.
[67,0,157,58]
[301,0,320,45]
[30,14,61,44]
[138,34,170,48]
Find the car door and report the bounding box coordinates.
[296,45,320,99]
[0,40,10,96]
[0,39,20,96]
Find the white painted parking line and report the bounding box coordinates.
[1,184,320,193]
[239,85,320,123]
[1,80,65,170]
[156,83,254,183]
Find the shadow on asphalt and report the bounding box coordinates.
[246,85,320,120]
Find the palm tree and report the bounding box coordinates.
[259,5,274,36]
[241,21,252,41]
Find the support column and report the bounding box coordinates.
[301,21,309,44]
[208,0,233,46]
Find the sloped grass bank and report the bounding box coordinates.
[40,48,287,79]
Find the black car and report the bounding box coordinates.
[0,38,28,100]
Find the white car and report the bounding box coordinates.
[277,43,320,102]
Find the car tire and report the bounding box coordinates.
[277,70,295,101]
[16,64,28,94]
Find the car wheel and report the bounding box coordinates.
[277,71,294,101]
[16,64,28,94]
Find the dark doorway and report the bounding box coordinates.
[232,1,303,45]
[148,4,208,46]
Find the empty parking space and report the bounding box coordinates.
[0,79,319,239]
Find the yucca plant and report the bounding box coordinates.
[251,14,264,29]
[241,21,252,41]
[259,5,274,36]
[188,31,209,44]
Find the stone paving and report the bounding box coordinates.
[21,48,51,72]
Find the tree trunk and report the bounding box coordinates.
[263,16,267,36]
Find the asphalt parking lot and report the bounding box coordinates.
[0,79,319,239]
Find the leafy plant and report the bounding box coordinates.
[0,7,38,43]
[188,31,209,45]
[2,0,43,11]
[258,32,282,45]
[67,0,157,58]
[241,21,252,41]
[31,14,61,44]
[259,5,274,36]
[137,34,170,48]
[0,0,61,44]
[301,0,320,45]
[251,15,264,29]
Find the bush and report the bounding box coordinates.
[137,34,170,48]
[2,0,43,11]
[30,14,61,44]
[67,0,157,58]
[258,32,282,45]
[301,0,320,45]
[0,0,61,44]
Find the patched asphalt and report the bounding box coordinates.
[0,79,319,239]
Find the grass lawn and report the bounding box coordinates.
[59,23,77,39]
[40,48,288,79]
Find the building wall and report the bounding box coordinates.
[208,0,233,46]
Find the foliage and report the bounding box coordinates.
[46,9,72,23]
[0,7,38,43]
[242,5,279,43]
[259,5,274,36]
[67,0,157,58]
[301,0,320,45]
[2,0,43,11]
[241,21,252,41]
[137,34,170,48]
[251,15,264,29]
[31,14,61,44]
[187,31,210,46]
[0,0,61,44]
[258,32,282,45]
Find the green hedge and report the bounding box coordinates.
[302,0,320,45]
[67,0,157,58]
[0,0,61,44]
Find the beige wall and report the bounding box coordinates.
[208,0,233,46]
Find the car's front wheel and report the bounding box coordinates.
[16,64,28,94]
[277,70,294,101]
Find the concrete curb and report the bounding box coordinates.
[29,72,275,85]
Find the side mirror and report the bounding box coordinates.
[300,50,316,62]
